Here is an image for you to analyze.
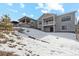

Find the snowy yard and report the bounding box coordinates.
[0,27,79,56]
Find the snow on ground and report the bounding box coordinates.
[0,27,79,56]
[23,27,76,40]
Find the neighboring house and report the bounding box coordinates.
[11,21,19,27]
[18,16,37,28]
[37,11,77,32]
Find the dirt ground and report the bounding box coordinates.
[0,51,18,56]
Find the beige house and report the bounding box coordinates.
[18,16,37,28]
[37,11,77,32]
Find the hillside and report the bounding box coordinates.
[0,27,79,56]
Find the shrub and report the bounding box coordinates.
[8,39,15,43]
[0,15,13,32]
[0,33,5,38]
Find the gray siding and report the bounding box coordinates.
[55,12,75,32]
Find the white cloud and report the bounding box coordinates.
[36,3,44,9]
[41,10,48,13]
[22,13,26,16]
[47,3,64,12]
[7,3,13,6]
[20,3,25,8]
[22,13,34,18]
[36,3,64,13]
[30,14,34,18]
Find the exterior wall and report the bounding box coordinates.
[19,20,37,28]
[30,20,37,28]
[18,23,31,27]
[37,20,42,30]
[55,12,76,32]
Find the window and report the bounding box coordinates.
[46,20,48,22]
[62,26,67,30]
[43,17,53,24]
[38,28,41,30]
[39,21,42,25]
[44,17,53,21]
[62,16,71,22]
[48,17,53,21]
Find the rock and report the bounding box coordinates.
[18,48,22,50]
[0,38,7,44]
[26,54,30,56]
[8,44,17,48]
[27,30,30,32]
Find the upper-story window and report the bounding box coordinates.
[39,21,42,25]
[62,16,71,22]
[43,17,53,23]
[49,17,53,21]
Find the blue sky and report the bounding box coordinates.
[0,3,79,21]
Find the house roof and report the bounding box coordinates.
[18,16,36,21]
[38,13,56,21]
[37,11,77,21]
[11,21,19,24]
[57,11,77,17]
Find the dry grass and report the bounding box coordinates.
[0,33,8,43]
[0,33,6,38]
[0,51,18,56]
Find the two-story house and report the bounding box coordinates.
[18,16,37,28]
[37,11,77,32]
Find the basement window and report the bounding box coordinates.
[62,26,67,30]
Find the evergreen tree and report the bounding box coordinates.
[0,15,13,32]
